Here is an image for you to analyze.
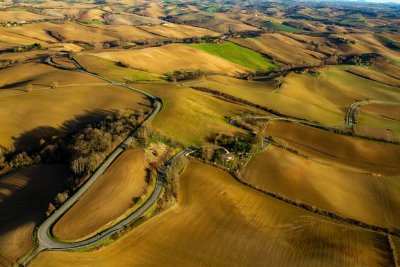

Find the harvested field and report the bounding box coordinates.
[232,33,324,66]
[0,10,51,23]
[361,103,400,121]
[53,149,148,241]
[243,145,400,230]
[30,161,394,267]
[138,24,219,38]
[131,83,264,145]
[190,76,343,125]
[83,24,156,42]
[74,54,162,82]
[280,67,400,116]
[89,44,249,75]
[0,165,70,264]
[265,120,400,176]
[347,66,400,87]
[0,73,150,150]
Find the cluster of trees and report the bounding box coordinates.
[165,69,208,81]
[0,111,144,178]
[0,59,14,69]
[11,43,42,53]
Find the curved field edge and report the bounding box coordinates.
[52,149,152,242]
[29,161,394,267]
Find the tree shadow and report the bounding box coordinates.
[0,79,34,90]
[11,109,116,152]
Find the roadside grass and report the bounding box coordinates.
[188,42,276,71]
[244,145,400,230]
[52,149,150,241]
[87,20,107,25]
[262,21,303,33]
[131,83,264,145]
[29,161,394,267]
[74,54,162,82]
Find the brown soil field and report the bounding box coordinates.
[0,10,51,23]
[0,68,150,150]
[244,145,400,230]
[104,12,164,26]
[30,161,394,267]
[361,103,400,121]
[53,149,148,241]
[138,24,219,38]
[0,164,70,264]
[265,120,400,176]
[232,33,324,66]
[89,44,249,75]
[85,24,156,42]
[347,66,400,87]
[138,2,163,18]
[77,9,105,22]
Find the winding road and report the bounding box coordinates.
[21,56,194,266]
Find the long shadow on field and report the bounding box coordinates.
[11,109,117,152]
[0,164,71,263]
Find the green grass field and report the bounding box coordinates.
[188,42,276,71]
[262,22,303,33]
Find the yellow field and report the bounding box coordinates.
[0,66,150,149]
[138,24,219,38]
[0,10,51,23]
[138,2,163,18]
[30,161,393,267]
[53,149,148,241]
[362,103,400,121]
[132,83,264,145]
[347,66,400,87]
[280,66,400,117]
[244,145,400,230]
[73,54,162,82]
[84,24,156,42]
[0,164,70,264]
[88,44,249,75]
[232,33,324,66]
[265,120,400,176]
[191,75,343,125]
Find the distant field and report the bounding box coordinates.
[280,67,400,118]
[138,24,219,38]
[53,149,148,241]
[131,83,264,145]
[262,21,303,33]
[266,120,400,176]
[347,66,400,87]
[0,66,150,150]
[74,54,162,82]
[0,165,70,264]
[0,10,51,22]
[188,42,276,71]
[89,44,249,75]
[30,161,394,267]
[190,75,343,126]
[244,145,400,230]
[232,33,324,66]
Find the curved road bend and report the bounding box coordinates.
[21,56,167,266]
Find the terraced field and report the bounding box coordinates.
[53,149,149,241]
[29,161,394,267]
